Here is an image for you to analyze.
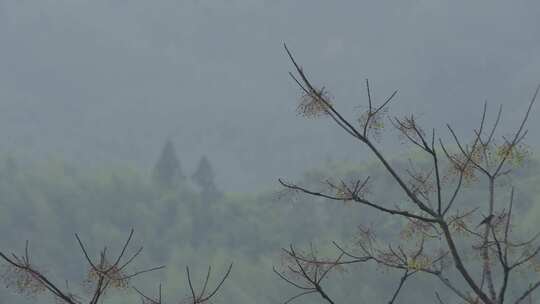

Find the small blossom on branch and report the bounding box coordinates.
[297,87,333,118]
[495,141,530,167]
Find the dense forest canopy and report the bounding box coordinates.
[0,151,539,303]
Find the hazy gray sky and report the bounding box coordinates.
[0,0,539,190]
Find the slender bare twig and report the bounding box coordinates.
[184,263,233,304]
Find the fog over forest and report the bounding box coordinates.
[1,1,540,304]
[1,0,540,190]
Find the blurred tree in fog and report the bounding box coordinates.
[152,140,184,189]
[192,156,222,203]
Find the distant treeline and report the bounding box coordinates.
[0,152,539,304]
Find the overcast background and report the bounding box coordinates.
[1,0,539,190]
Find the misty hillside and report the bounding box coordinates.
[0,153,539,304]
[1,1,540,303]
